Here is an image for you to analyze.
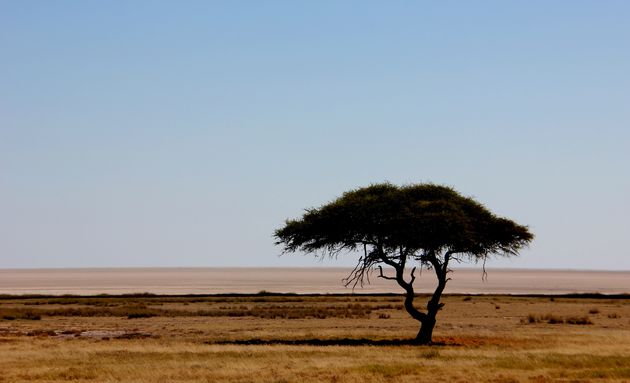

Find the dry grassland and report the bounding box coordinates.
[1,294,629,382]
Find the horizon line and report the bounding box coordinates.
[1,266,629,273]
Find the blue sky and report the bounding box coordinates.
[1,1,629,270]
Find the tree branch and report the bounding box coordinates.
[409,266,417,284]
[377,265,396,281]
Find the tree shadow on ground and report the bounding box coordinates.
[206,336,537,347]
[207,338,453,346]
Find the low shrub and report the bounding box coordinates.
[589,308,600,314]
[0,309,41,320]
[127,312,157,319]
[523,313,592,325]
[565,316,593,325]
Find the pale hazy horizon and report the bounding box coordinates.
[1,267,629,296]
[1,265,629,272]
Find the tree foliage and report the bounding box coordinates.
[275,183,533,344]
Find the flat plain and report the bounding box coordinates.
[2,268,630,295]
[1,293,629,382]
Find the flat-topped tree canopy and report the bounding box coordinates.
[275,183,534,344]
[275,183,532,262]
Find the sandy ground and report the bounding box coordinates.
[1,294,629,382]
[1,267,629,295]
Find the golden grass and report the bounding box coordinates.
[1,294,629,382]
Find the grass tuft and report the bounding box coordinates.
[523,314,592,325]
[1,309,41,320]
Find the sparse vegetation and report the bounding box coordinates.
[1,294,628,382]
[419,349,440,359]
[127,312,157,319]
[1,309,41,321]
[523,313,593,325]
[1,301,382,320]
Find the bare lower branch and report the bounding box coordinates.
[378,254,399,269]
[482,255,488,282]
[342,256,368,289]
[377,265,396,281]
[409,266,417,284]
[342,246,383,290]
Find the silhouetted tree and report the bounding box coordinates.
[275,183,533,344]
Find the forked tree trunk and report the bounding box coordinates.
[402,262,447,345]
[407,296,441,345]
[383,251,450,345]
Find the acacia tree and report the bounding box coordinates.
[274,183,533,344]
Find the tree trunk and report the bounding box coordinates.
[389,252,449,346]
[415,253,448,345]
[415,316,436,344]
[416,287,445,344]
[401,284,438,345]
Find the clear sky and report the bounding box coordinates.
[2,1,629,270]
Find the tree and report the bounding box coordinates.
[274,183,533,344]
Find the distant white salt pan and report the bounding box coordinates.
[0,267,628,295]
